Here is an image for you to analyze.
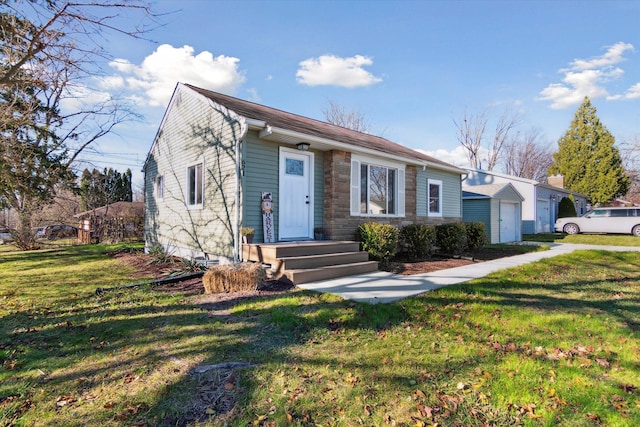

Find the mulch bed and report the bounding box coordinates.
[387,246,522,275]
[109,245,523,298]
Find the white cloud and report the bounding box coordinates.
[418,146,479,169]
[109,44,246,107]
[538,42,638,109]
[296,54,382,88]
[246,88,261,102]
[60,83,112,111]
[569,42,633,71]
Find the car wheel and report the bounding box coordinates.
[563,223,580,235]
[632,225,640,237]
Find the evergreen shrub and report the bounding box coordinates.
[558,196,578,218]
[436,223,467,255]
[464,222,489,251]
[400,224,436,259]
[358,222,399,268]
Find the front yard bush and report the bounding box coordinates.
[558,196,577,218]
[400,224,436,259]
[436,223,467,255]
[464,222,489,251]
[358,222,399,268]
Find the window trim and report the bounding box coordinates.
[186,160,204,209]
[155,174,164,201]
[350,154,405,218]
[427,179,443,217]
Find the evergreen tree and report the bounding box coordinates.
[557,196,577,218]
[549,97,629,204]
[80,168,133,211]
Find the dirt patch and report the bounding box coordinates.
[110,250,181,279]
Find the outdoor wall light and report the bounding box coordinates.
[296,142,310,151]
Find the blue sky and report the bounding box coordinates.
[74,0,640,185]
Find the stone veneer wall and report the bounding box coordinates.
[323,150,456,241]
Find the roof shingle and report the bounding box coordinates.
[185,84,459,171]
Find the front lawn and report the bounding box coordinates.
[525,232,640,246]
[1,244,639,426]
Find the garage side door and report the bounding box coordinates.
[500,202,518,243]
[536,199,550,233]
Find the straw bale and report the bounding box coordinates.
[203,262,266,294]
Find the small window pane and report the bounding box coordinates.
[360,164,368,213]
[369,166,387,214]
[387,169,395,215]
[429,183,440,213]
[188,163,203,206]
[285,158,304,176]
[156,175,164,199]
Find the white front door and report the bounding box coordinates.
[279,148,314,240]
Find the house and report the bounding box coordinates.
[462,183,524,243]
[75,201,143,244]
[143,83,465,281]
[463,169,588,234]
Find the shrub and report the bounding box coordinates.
[357,222,399,268]
[464,222,489,251]
[400,224,436,259]
[558,196,577,218]
[203,262,266,293]
[147,243,176,264]
[436,223,467,255]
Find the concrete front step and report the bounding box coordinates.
[242,240,379,285]
[285,261,379,284]
[278,251,369,271]
[243,241,360,265]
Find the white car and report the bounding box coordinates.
[0,228,13,244]
[555,207,640,236]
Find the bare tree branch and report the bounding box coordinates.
[322,99,372,134]
[503,127,553,182]
[487,108,521,171]
[453,108,487,169]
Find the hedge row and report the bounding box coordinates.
[357,221,488,267]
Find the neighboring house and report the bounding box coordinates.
[462,183,524,243]
[75,201,143,244]
[143,83,466,264]
[464,169,588,234]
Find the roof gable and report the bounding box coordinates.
[463,183,524,202]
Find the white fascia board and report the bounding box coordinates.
[464,167,539,185]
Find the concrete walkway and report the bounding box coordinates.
[297,243,640,304]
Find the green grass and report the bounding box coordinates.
[524,232,640,246]
[1,244,640,426]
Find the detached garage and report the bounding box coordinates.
[462,183,524,243]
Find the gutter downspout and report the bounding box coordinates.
[234,120,249,262]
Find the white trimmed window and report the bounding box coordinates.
[155,174,164,200]
[428,179,442,216]
[350,156,405,217]
[186,162,203,207]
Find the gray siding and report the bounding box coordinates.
[242,134,325,243]
[462,198,497,243]
[144,86,242,261]
[416,168,462,218]
[242,133,278,240]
